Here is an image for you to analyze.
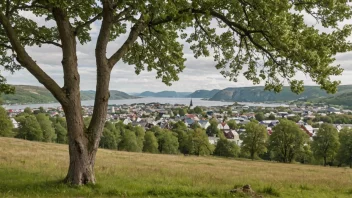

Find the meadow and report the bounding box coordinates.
[0,137,352,197]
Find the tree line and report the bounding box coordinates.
[1,107,352,167]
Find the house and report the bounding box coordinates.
[11,118,18,129]
[260,120,279,127]
[217,122,230,131]
[208,136,220,145]
[185,114,199,121]
[184,118,195,127]
[223,130,241,145]
[327,107,340,114]
[198,120,210,129]
[301,124,314,137]
[277,112,289,118]
[123,118,132,125]
[131,121,147,129]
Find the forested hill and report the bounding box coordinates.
[0,85,138,104]
[187,89,220,98]
[209,85,352,102]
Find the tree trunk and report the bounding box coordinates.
[323,157,327,166]
[63,99,99,185]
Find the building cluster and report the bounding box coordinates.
[6,100,352,145]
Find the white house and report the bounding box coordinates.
[199,120,210,129]
[123,118,132,125]
[11,118,18,129]
[217,123,230,131]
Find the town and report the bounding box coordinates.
[3,99,352,167]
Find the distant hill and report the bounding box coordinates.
[138,91,192,98]
[1,85,138,104]
[312,92,352,106]
[209,85,352,102]
[187,89,220,98]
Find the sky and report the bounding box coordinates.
[2,9,352,93]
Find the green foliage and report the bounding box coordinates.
[119,130,139,152]
[24,107,32,114]
[143,131,159,153]
[53,123,67,144]
[83,117,92,127]
[0,106,13,137]
[155,130,179,154]
[240,121,268,160]
[188,128,213,156]
[100,128,118,150]
[269,119,309,163]
[206,120,220,137]
[134,126,145,152]
[17,115,43,141]
[36,113,55,142]
[178,108,186,116]
[172,121,191,154]
[193,106,203,114]
[227,120,237,130]
[287,116,301,123]
[255,112,265,122]
[267,114,276,120]
[214,138,240,158]
[336,128,352,167]
[190,122,201,129]
[312,123,340,166]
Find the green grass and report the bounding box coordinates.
[1,137,352,197]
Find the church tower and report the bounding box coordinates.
[190,98,193,107]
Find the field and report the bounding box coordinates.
[0,137,352,197]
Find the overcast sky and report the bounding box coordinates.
[2,10,352,93]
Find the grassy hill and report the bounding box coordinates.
[0,85,138,104]
[1,138,352,197]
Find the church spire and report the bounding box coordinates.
[190,98,193,107]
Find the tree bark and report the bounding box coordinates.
[63,103,96,184]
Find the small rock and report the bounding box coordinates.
[229,184,263,198]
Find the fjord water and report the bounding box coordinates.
[3,97,288,110]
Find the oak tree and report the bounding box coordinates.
[0,0,351,185]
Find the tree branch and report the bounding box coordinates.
[21,38,62,48]
[0,12,67,104]
[5,0,10,17]
[74,12,103,35]
[108,15,146,68]
[0,43,12,49]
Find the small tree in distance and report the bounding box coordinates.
[312,123,340,166]
[240,121,268,160]
[269,119,309,163]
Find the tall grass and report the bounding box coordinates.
[0,137,352,197]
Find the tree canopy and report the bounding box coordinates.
[269,119,309,163]
[0,1,351,95]
[240,121,268,159]
[312,123,340,166]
